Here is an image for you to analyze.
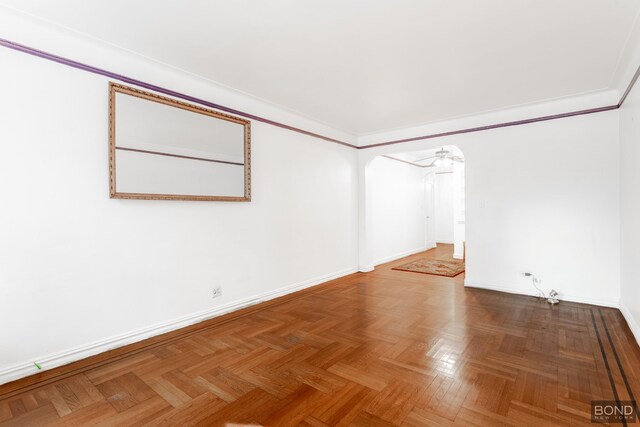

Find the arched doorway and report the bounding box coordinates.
[363,145,465,270]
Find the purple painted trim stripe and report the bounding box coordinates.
[115,146,244,166]
[359,105,619,149]
[618,63,640,108]
[382,155,427,168]
[0,38,358,149]
[0,38,637,151]
[362,61,639,149]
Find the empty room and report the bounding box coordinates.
[1,1,640,425]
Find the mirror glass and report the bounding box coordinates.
[109,84,250,201]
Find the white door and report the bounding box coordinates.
[435,172,454,243]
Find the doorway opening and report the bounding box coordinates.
[368,145,465,274]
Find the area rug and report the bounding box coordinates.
[392,258,465,277]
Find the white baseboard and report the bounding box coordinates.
[373,244,435,267]
[619,301,640,348]
[453,252,464,260]
[436,240,454,245]
[0,266,358,386]
[463,280,619,308]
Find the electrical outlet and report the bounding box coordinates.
[212,286,222,299]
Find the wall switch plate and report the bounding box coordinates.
[212,286,222,299]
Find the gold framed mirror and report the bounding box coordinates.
[109,83,251,201]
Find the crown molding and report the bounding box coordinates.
[1,38,639,151]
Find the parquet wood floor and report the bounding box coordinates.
[1,244,639,426]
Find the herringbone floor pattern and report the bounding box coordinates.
[1,245,639,426]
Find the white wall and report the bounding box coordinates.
[619,73,640,345]
[369,156,428,265]
[1,7,636,385]
[452,160,466,259]
[434,171,454,243]
[425,174,436,248]
[359,91,621,307]
[463,115,620,307]
[0,13,358,384]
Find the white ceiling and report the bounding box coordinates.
[2,0,639,135]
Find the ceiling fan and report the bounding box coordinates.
[414,147,464,167]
